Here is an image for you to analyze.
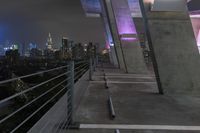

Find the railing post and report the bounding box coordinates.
[89,57,93,81]
[93,57,96,72]
[68,60,74,124]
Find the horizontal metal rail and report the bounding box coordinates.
[0,79,69,124]
[61,111,73,132]
[0,65,69,85]
[75,64,88,75]
[0,72,69,105]
[0,60,93,132]
[75,65,89,81]
[10,84,71,133]
[75,60,88,65]
[54,110,73,133]
[53,105,73,133]
[74,63,88,71]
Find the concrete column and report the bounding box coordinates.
[102,0,126,71]
[141,0,200,94]
[103,0,147,73]
[100,5,119,67]
[110,45,118,67]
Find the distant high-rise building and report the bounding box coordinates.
[29,43,37,50]
[46,33,53,50]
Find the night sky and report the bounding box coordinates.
[0,0,105,49]
[0,0,199,49]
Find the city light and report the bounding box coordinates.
[190,14,200,18]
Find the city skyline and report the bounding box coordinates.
[0,0,199,49]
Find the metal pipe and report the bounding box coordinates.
[108,96,116,119]
[89,58,93,81]
[68,61,75,125]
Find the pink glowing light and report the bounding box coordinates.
[121,37,138,41]
[197,30,200,46]
[111,0,138,35]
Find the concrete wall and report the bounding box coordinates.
[110,46,119,67]
[104,0,147,73]
[147,12,200,94]
[103,0,126,71]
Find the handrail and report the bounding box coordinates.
[74,62,88,71]
[0,79,68,124]
[0,59,93,132]
[0,72,69,105]
[10,84,70,133]
[0,65,69,85]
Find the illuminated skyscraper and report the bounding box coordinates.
[46,33,53,50]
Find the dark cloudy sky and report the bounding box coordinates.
[0,0,105,49]
[0,0,199,49]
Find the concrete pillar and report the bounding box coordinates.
[141,0,200,94]
[101,0,126,71]
[110,45,118,67]
[100,4,119,67]
[133,18,147,47]
[102,0,147,73]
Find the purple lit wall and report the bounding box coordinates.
[197,30,200,46]
[111,0,138,40]
[190,17,200,46]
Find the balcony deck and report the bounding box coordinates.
[29,64,200,133]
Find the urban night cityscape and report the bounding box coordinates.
[0,0,200,133]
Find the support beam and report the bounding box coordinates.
[102,0,147,73]
[101,0,127,71]
[140,0,200,94]
[100,4,119,67]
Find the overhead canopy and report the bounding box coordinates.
[80,0,102,15]
[80,0,199,18]
[152,0,188,12]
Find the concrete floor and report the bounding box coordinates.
[66,66,200,133]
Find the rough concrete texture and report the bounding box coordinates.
[104,0,147,74]
[66,67,200,133]
[110,45,119,67]
[103,0,126,71]
[66,129,200,133]
[133,18,145,36]
[121,40,148,74]
[147,12,200,94]
[111,0,147,74]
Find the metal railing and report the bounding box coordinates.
[0,59,95,133]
